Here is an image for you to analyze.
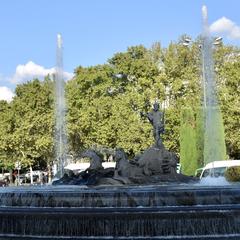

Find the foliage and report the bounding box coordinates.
[225,166,240,182]
[216,46,240,160]
[0,78,54,170]
[0,100,16,169]
[0,37,240,173]
[180,107,198,175]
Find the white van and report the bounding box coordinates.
[199,160,240,179]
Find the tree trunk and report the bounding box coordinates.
[9,169,13,184]
[30,166,33,184]
[47,163,52,183]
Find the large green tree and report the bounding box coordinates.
[216,46,240,159]
[0,100,16,172]
[10,78,54,172]
[0,36,239,174]
[180,107,198,175]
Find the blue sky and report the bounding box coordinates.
[1,0,240,101]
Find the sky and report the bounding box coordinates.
[1,0,240,101]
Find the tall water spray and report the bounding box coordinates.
[54,33,68,177]
[201,6,226,165]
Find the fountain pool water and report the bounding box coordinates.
[197,176,230,186]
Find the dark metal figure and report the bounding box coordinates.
[144,102,165,147]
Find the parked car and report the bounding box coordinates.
[0,178,9,187]
[199,160,240,179]
[23,172,39,184]
[18,175,28,184]
[195,168,203,178]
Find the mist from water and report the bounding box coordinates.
[54,34,68,177]
[201,5,226,165]
[198,176,230,186]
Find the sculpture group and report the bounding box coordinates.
[53,102,194,185]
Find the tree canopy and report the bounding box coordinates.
[0,37,239,174]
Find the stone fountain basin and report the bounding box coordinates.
[0,183,240,208]
[0,184,240,239]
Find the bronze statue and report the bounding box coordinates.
[114,148,144,180]
[53,101,196,186]
[81,149,103,171]
[142,102,165,147]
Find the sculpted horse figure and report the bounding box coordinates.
[81,149,103,171]
[114,148,144,179]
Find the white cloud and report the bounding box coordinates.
[210,17,240,39]
[11,61,74,83]
[0,86,14,102]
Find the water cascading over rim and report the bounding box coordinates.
[54,34,68,177]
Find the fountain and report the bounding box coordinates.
[54,33,68,178]
[0,6,240,240]
[201,6,227,165]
